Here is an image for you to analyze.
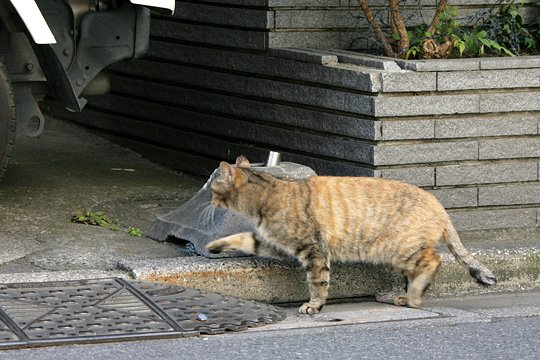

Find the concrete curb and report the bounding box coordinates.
[0,245,537,305]
[118,245,540,304]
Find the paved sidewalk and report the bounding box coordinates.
[0,117,538,304]
[0,117,201,280]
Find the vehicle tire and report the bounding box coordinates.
[0,62,16,180]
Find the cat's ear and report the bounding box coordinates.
[235,155,250,168]
[219,161,235,184]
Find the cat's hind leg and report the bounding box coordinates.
[375,248,441,308]
[404,247,441,308]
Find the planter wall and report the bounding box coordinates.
[153,0,538,50]
[53,0,540,231]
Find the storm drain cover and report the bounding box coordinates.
[0,278,285,349]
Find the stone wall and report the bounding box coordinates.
[53,0,540,231]
[154,0,538,50]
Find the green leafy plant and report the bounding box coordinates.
[126,227,142,237]
[360,0,537,58]
[71,210,142,237]
[477,0,537,54]
[71,211,112,227]
[399,4,516,59]
[400,5,461,59]
[455,29,515,57]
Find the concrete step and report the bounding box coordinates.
[118,236,540,304]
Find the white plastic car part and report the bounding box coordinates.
[9,0,56,44]
[130,0,175,14]
[9,0,176,45]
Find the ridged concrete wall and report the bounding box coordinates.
[53,0,540,231]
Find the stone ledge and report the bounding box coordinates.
[396,58,481,72]
[118,240,540,304]
[480,56,540,70]
[270,48,338,65]
[395,55,540,72]
[319,50,402,71]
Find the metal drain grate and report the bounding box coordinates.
[0,278,285,349]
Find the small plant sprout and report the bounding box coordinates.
[71,210,142,237]
[70,211,112,227]
[127,227,142,237]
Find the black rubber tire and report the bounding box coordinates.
[0,62,16,180]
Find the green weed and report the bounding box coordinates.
[71,211,142,237]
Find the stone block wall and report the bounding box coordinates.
[52,1,540,231]
[369,56,540,231]
[152,0,538,50]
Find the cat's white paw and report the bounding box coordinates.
[206,233,255,254]
[205,239,231,254]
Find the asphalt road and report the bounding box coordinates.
[2,291,539,360]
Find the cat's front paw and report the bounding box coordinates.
[205,239,231,254]
[206,233,255,254]
[299,302,323,315]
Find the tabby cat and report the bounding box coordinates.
[206,156,497,314]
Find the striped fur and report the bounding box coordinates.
[206,156,496,314]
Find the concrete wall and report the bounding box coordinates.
[52,0,540,231]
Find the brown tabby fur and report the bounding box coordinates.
[206,156,497,314]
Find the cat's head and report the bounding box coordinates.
[211,155,251,209]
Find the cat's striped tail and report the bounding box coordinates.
[442,218,497,286]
